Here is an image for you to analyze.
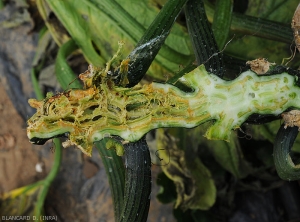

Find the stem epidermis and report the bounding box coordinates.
[27,64,300,156]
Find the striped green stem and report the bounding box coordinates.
[115,0,189,87]
[119,138,151,222]
[274,124,300,181]
[204,1,293,44]
[185,0,224,77]
[95,139,125,221]
[211,0,233,49]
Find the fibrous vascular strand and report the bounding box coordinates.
[27,63,300,156]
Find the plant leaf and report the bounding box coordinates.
[0,182,44,219]
[188,124,252,179]
[157,129,216,210]
[224,0,300,67]
[44,0,194,81]
[246,0,297,23]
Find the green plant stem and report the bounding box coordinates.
[204,1,293,44]
[211,0,233,49]
[27,65,300,155]
[95,139,125,221]
[44,139,62,184]
[34,138,62,219]
[274,124,300,181]
[31,68,44,101]
[185,0,224,77]
[55,39,82,89]
[119,138,151,222]
[116,0,189,87]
